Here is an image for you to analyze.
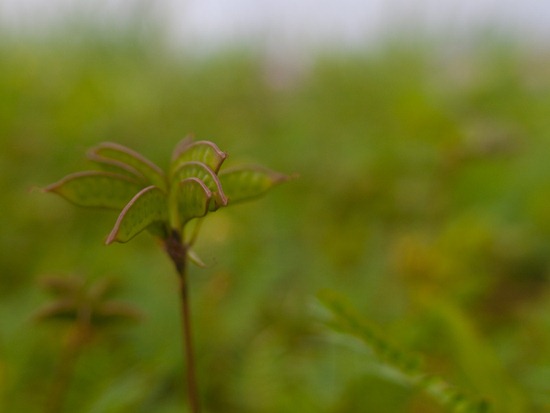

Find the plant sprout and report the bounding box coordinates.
[43,137,290,412]
[35,275,141,413]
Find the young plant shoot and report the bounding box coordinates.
[35,275,141,413]
[44,137,290,413]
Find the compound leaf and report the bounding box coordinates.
[106,186,168,244]
[44,171,143,210]
[171,139,227,174]
[172,161,227,210]
[89,142,167,190]
[318,289,490,413]
[218,165,289,205]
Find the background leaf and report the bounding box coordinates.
[318,289,490,413]
[44,171,143,210]
[106,186,168,244]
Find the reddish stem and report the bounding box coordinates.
[165,230,201,413]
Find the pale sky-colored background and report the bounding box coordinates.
[1,0,549,52]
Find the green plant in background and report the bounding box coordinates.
[43,137,290,413]
[34,275,141,413]
[318,290,491,413]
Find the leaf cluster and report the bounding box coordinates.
[44,137,290,256]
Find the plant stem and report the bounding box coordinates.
[166,230,201,413]
[179,268,201,413]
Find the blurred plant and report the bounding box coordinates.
[318,289,491,413]
[43,137,290,413]
[34,275,141,413]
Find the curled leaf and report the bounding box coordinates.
[218,165,290,204]
[173,177,212,227]
[87,151,147,182]
[172,161,227,210]
[171,139,227,174]
[106,186,168,244]
[44,171,143,210]
[89,142,167,190]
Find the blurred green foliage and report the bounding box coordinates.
[0,21,549,413]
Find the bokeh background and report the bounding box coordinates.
[1,1,549,412]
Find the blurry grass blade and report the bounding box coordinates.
[172,161,227,210]
[173,177,212,226]
[106,186,168,244]
[90,142,167,189]
[219,165,290,205]
[171,139,227,174]
[44,171,144,210]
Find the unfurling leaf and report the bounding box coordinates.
[89,142,167,190]
[171,139,227,174]
[173,178,212,226]
[106,186,168,244]
[87,151,147,182]
[172,161,227,210]
[218,165,289,204]
[44,171,144,210]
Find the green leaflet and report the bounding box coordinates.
[90,142,167,190]
[173,177,212,227]
[106,186,168,244]
[172,161,227,210]
[218,165,289,204]
[87,151,147,182]
[44,171,144,210]
[171,139,227,174]
[318,289,490,413]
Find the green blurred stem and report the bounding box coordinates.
[165,230,201,413]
